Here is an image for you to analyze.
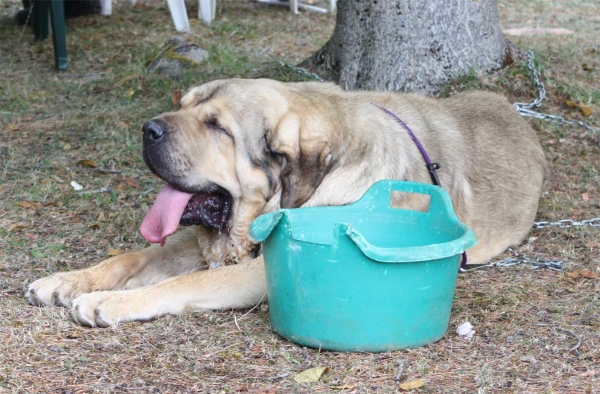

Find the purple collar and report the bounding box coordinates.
[372,103,442,186]
[372,102,468,269]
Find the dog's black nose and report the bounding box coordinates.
[142,120,165,142]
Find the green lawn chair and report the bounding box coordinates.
[32,0,68,70]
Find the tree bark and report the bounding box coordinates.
[304,0,514,93]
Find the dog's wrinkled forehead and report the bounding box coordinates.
[180,79,289,115]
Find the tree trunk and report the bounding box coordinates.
[304,0,514,93]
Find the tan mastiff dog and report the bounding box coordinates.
[25,79,546,327]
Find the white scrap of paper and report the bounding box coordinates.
[457,321,476,340]
[70,181,84,191]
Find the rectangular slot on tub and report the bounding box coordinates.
[390,191,430,213]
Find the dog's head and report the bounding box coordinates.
[140,79,335,244]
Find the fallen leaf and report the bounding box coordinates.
[53,175,65,183]
[567,269,598,279]
[63,143,72,150]
[582,370,596,377]
[132,2,151,10]
[566,100,594,116]
[16,201,42,209]
[8,224,26,232]
[584,242,598,248]
[248,385,277,394]
[3,124,20,131]
[582,63,595,72]
[0,262,5,270]
[171,90,182,107]
[332,383,357,390]
[43,200,63,207]
[400,379,424,390]
[107,249,123,256]
[76,159,98,168]
[578,105,593,117]
[293,367,329,383]
[124,177,141,189]
[581,193,590,201]
[579,269,598,279]
[89,223,101,230]
[114,74,136,87]
[126,88,136,98]
[97,212,106,222]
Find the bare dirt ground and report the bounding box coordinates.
[0,0,598,392]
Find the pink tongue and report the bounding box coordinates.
[140,184,194,246]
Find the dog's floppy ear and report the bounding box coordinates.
[268,114,334,208]
[180,80,227,109]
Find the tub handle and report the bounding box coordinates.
[249,211,284,242]
[354,180,456,220]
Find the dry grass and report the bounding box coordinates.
[0,0,598,392]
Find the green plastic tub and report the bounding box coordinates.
[249,180,477,352]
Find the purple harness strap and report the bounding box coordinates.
[372,102,468,269]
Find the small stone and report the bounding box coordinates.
[520,355,537,364]
[148,37,209,78]
[506,336,514,343]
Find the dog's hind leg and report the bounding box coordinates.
[25,227,209,308]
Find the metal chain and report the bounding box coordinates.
[460,248,563,272]
[512,51,599,231]
[513,50,546,110]
[464,51,600,272]
[533,218,600,229]
[276,61,325,82]
[251,62,325,82]
[513,51,600,144]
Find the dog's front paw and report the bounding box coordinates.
[71,290,157,327]
[228,233,257,264]
[26,272,89,308]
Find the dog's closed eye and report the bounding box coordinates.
[204,116,231,138]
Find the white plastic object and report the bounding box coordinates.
[167,0,191,31]
[199,0,216,26]
[100,0,112,16]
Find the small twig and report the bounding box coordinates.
[270,373,289,380]
[236,291,268,321]
[556,327,582,355]
[234,314,242,332]
[576,314,599,325]
[78,187,112,194]
[98,168,124,174]
[394,360,405,381]
[68,166,123,174]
